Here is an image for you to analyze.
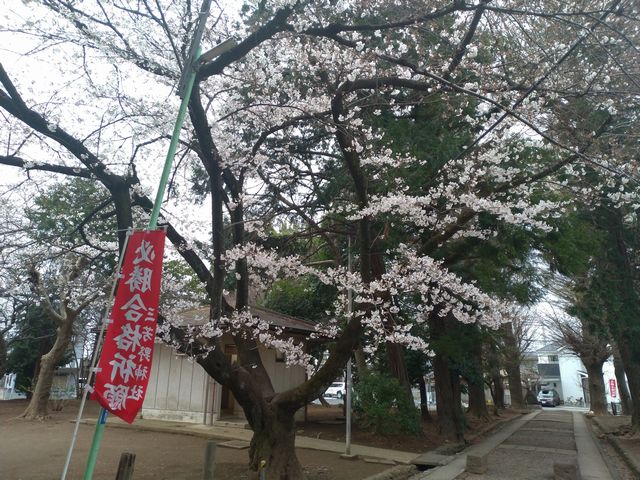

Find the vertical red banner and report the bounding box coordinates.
[609,378,617,398]
[92,230,166,423]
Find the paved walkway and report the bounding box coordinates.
[80,416,418,465]
[411,409,613,480]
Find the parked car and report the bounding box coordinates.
[537,389,561,407]
[324,381,346,399]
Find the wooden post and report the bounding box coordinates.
[203,440,216,480]
[115,452,136,480]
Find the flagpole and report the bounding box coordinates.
[78,2,215,477]
[60,230,132,480]
[345,236,353,456]
[80,63,201,480]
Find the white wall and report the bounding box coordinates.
[603,361,624,404]
[556,354,622,405]
[558,355,585,402]
[258,347,306,394]
[142,343,210,423]
[143,340,307,423]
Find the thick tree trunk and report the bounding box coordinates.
[617,338,640,433]
[502,323,525,409]
[613,347,632,416]
[385,341,412,399]
[418,375,431,422]
[249,406,304,480]
[486,341,505,410]
[610,215,640,433]
[21,320,73,420]
[433,353,461,440]
[466,336,489,420]
[467,379,489,419]
[506,366,524,409]
[584,360,607,415]
[431,315,465,442]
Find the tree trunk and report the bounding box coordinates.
[370,252,412,400]
[584,360,607,415]
[451,369,465,433]
[249,406,304,480]
[467,379,489,419]
[385,341,412,399]
[524,388,538,406]
[433,353,460,440]
[430,315,465,442]
[492,372,506,410]
[506,366,525,409]
[485,340,505,410]
[0,332,7,379]
[502,323,525,409]
[21,319,74,419]
[466,336,489,420]
[613,347,632,416]
[609,214,640,433]
[354,346,368,377]
[617,338,640,433]
[418,375,431,422]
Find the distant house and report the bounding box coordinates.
[0,368,78,401]
[530,342,621,406]
[142,305,316,424]
[0,373,25,400]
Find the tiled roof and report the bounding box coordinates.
[172,304,317,334]
[535,342,563,353]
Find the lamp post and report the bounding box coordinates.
[345,236,353,456]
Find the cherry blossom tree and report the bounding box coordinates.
[20,255,101,419]
[0,191,108,418]
[1,0,639,476]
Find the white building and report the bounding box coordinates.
[142,305,315,424]
[0,372,25,400]
[533,343,624,406]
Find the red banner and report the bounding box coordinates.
[609,378,617,398]
[92,230,166,423]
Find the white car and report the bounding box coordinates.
[324,381,346,399]
[537,389,561,407]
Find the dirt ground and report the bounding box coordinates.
[302,403,521,453]
[0,400,388,480]
[590,414,640,477]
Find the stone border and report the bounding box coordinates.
[362,465,418,480]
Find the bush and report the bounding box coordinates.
[353,373,421,436]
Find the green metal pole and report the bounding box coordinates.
[81,52,201,480]
[148,55,199,230]
[82,408,108,480]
